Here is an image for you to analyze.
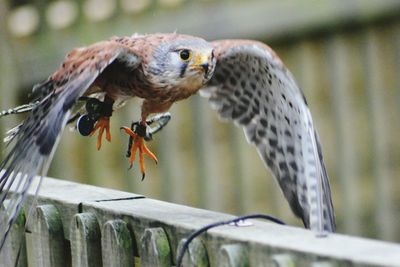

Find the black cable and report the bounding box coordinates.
[175,213,285,267]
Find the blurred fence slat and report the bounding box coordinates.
[28,204,68,267]
[191,96,223,211]
[326,34,360,235]
[70,213,102,267]
[140,227,171,267]
[362,28,395,241]
[101,219,134,266]
[218,244,248,267]
[177,237,209,266]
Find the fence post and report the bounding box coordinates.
[311,261,338,267]
[270,254,296,267]
[70,213,102,267]
[219,244,248,267]
[140,227,171,267]
[177,237,209,267]
[101,219,134,266]
[28,204,67,267]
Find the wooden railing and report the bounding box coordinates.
[1,177,400,267]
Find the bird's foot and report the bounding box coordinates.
[90,117,111,150]
[121,124,158,180]
[121,113,170,180]
[75,96,114,150]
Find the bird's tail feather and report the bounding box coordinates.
[0,102,39,118]
[0,90,69,253]
[1,102,39,145]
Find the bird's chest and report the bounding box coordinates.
[99,68,201,104]
[135,72,202,103]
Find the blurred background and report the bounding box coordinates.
[0,0,400,242]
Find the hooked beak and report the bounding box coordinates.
[200,63,209,74]
[191,53,210,77]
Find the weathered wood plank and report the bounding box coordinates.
[70,213,102,267]
[101,219,134,267]
[83,197,234,265]
[7,175,142,242]
[270,254,296,267]
[311,261,339,267]
[219,244,248,267]
[140,227,171,267]
[79,182,400,266]
[7,177,400,267]
[27,204,68,267]
[177,237,209,267]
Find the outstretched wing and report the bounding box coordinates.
[0,39,142,248]
[201,40,335,232]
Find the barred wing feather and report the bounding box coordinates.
[0,41,142,248]
[201,40,335,232]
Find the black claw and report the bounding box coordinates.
[141,173,146,181]
[124,126,134,158]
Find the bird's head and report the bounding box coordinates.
[147,37,216,90]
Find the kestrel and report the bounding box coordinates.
[0,33,335,248]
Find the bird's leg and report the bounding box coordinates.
[76,95,114,150]
[122,101,172,179]
[125,113,171,158]
[121,121,158,180]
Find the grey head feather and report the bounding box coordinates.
[147,38,212,79]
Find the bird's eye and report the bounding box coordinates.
[179,49,192,61]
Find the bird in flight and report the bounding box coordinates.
[0,33,335,248]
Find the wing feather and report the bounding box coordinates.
[201,40,335,232]
[0,39,142,248]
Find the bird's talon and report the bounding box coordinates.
[120,126,134,136]
[90,117,111,150]
[122,124,157,178]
